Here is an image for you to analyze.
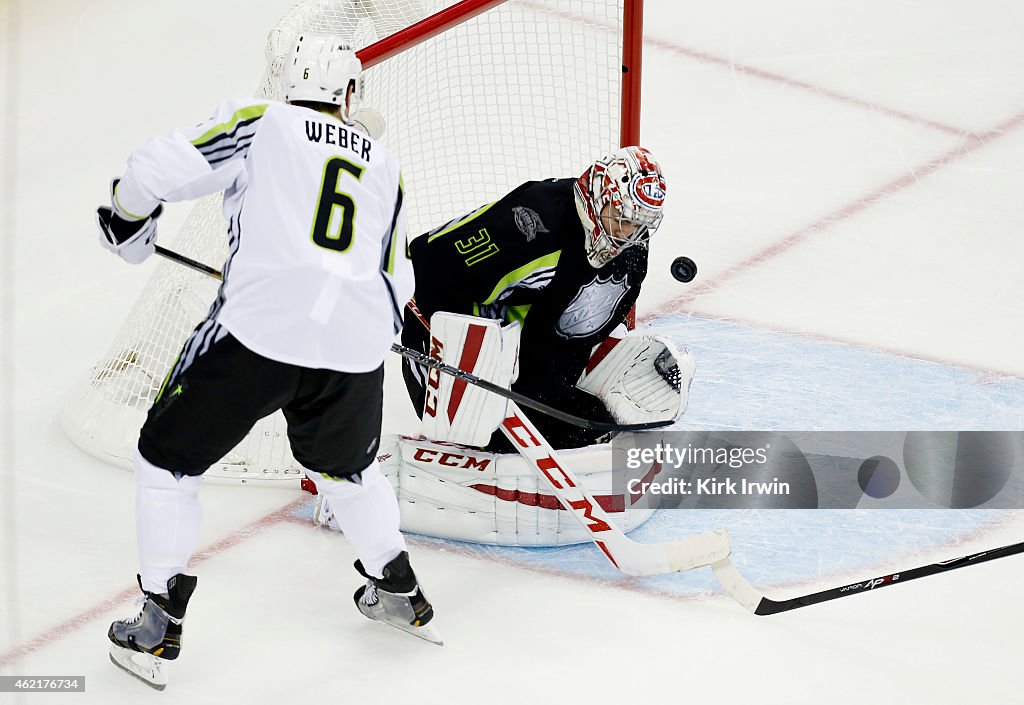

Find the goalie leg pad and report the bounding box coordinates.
[325,435,658,546]
[421,312,521,447]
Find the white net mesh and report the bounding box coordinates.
[61,0,627,483]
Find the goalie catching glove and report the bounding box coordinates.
[349,108,386,140]
[96,178,162,264]
[577,327,695,426]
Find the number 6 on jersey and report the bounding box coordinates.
[311,156,365,252]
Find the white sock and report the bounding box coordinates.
[133,449,203,594]
[306,460,406,578]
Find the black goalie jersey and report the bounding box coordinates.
[402,177,649,448]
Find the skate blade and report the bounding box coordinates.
[108,644,168,690]
[397,620,443,646]
[364,612,444,645]
[385,614,444,643]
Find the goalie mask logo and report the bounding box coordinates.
[631,173,666,210]
[512,206,549,241]
[557,274,629,339]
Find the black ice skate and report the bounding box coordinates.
[354,552,442,645]
[108,573,197,690]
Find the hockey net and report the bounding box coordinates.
[61,0,639,484]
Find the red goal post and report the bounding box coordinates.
[353,0,644,144]
[62,0,645,484]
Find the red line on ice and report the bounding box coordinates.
[0,497,308,668]
[645,110,1024,322]
[521,0,972,136]
[642,35,971,137]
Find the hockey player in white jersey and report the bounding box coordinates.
[97,35,438,690]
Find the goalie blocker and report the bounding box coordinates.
[315,312,695,546]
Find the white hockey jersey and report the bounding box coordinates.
[113,97,413,373]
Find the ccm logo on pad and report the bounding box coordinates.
[423,337,444,418]
[412,447,492,471]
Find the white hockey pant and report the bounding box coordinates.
[305,459,407,579]
[134,450,203,595]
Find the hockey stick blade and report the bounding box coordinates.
[501,402,730,576]
[154,246,673,433]
[712,539,1024,616]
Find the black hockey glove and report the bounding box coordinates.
[96,179,162,264]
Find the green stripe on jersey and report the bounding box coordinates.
[113,184,147,221]
[505,304,532,325]
[427,201,498,242]
[191,104,269,147]
[385,176,406,275]
[154,350,183,404]
[481,250,561,306]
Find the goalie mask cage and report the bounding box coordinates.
[61,0,644,484]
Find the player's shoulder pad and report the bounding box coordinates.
[201,96,273,124]
[188,97,273,148]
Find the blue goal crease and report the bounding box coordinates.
[297,315,1024,599]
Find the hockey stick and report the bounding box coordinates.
[712,539,1024,616]
[155,245,223,280]
[154,245,674,433]
[500,401,730,576]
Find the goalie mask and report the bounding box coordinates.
[574,146,667,268]
[284,34,363,124]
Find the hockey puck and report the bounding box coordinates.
[670,256,697,283]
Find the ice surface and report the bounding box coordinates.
[1,0,1022,703]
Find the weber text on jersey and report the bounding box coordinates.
[304,120,372,161]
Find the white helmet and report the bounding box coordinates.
[284,34,363,122]
[574,146,667,268]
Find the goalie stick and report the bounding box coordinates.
[154,245,674,433]
[712,539,1024,616]
[501,401,731,576]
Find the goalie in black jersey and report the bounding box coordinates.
[402,146,686,450]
